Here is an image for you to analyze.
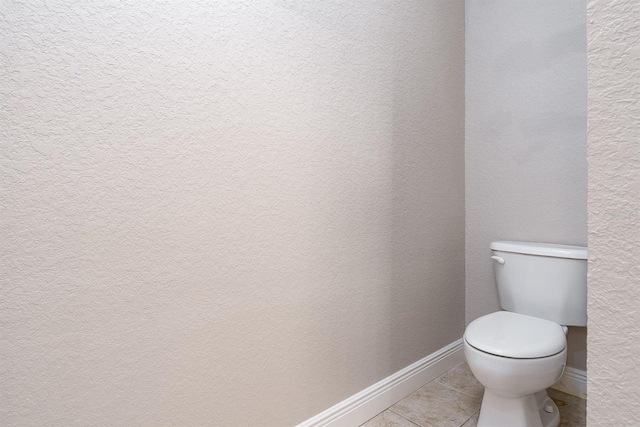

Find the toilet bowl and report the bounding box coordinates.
[464,241,587,427]
[464,311,567,427]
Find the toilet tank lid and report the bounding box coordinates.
[490,241,587,260]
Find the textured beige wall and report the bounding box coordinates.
[0,1,465,425]
[587,0,640,424]
[465,0,588,370]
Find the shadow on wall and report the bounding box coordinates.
[387,0,466,374]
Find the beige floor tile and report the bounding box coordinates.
[547,388,586,427]
[390,380,482,427]
[361,364,586,427]
[360,409,419,427]
[460,411,479,427]
[435,363,485,400]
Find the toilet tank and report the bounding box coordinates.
[490,241,588,326]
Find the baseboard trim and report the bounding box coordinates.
[296,339,464,427]
[551,366,587,399]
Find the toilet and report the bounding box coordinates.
[464,241,587,427]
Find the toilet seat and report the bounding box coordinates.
[465,311,566,359]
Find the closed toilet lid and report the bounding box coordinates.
[464,312,566,359]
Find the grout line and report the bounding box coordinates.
[458,413,473,427]
[387,408,422,427]
[433,362,485,401]
[459,410,480,427]
[434,376,483,401]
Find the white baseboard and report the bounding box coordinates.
[551,366,587,399]
[296,339,464,427]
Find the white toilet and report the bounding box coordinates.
[464,241,587,427]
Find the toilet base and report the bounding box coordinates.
[477,389,560,427]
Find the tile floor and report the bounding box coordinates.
[360,362,586,427]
